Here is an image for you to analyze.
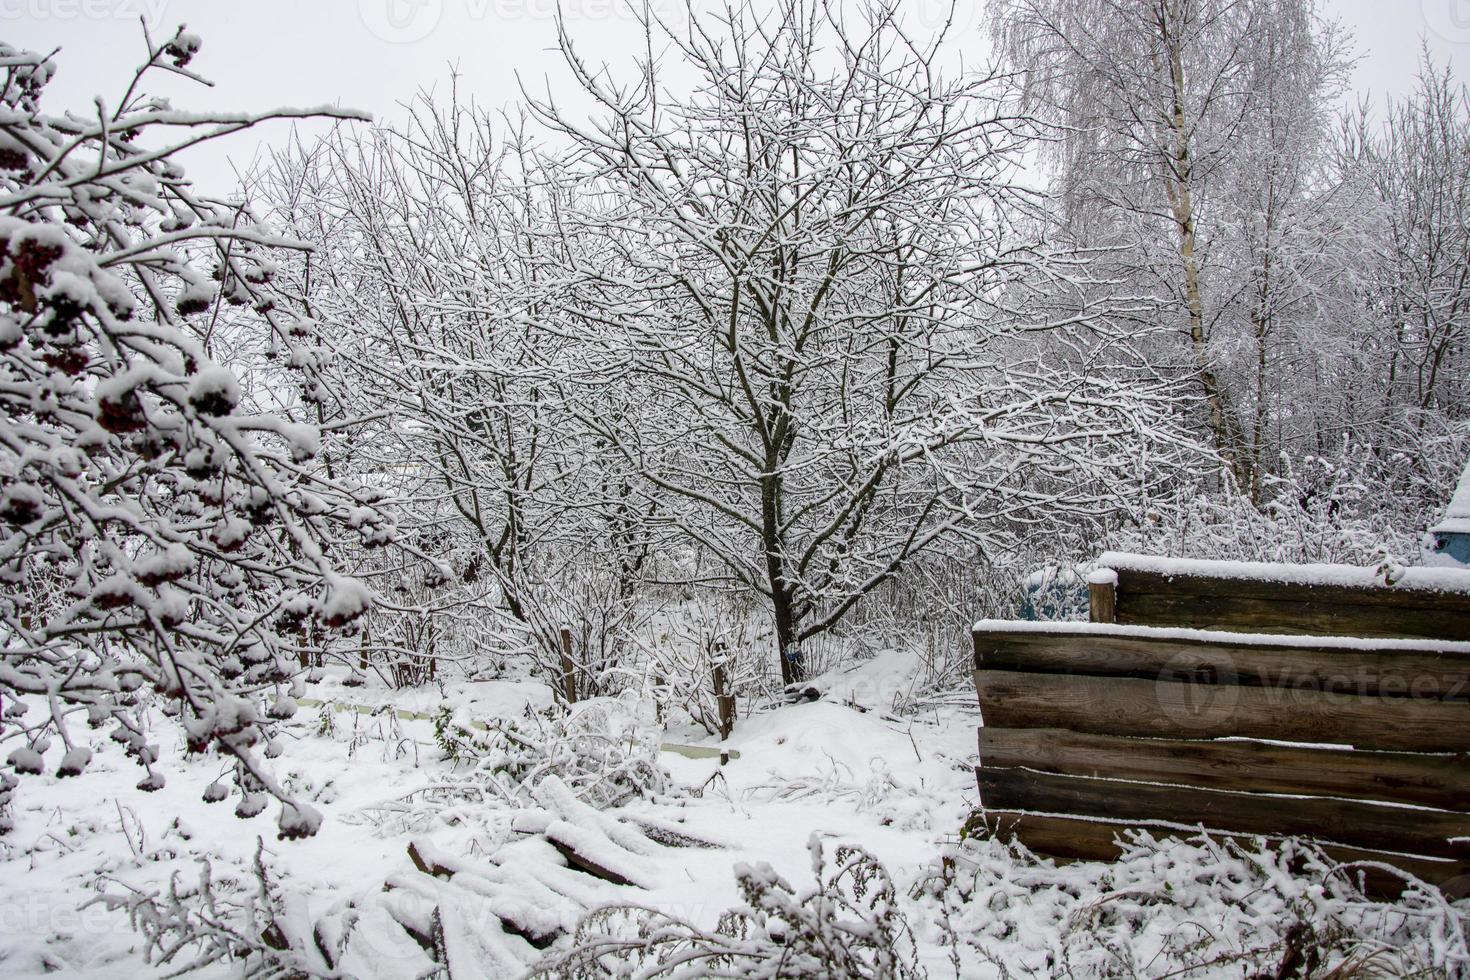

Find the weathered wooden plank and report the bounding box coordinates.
[976,767,1470,861]
[972,628,1470,701]
[973,669,1470,752]
[1115,586,1470,641]
[971,810,1470,898]
[978,728,1470,811]
[545,836,639,887]
[1113,566,1470,610]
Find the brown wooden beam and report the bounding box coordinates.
[1112,570,1470,640]
[973,669,1470,752]
[972,627,1470,701]
[976,766,1470,861]
[1113,566,1470,609]
[970,809,1470,899]
[1088,576,1116,624]
[978,727,1470,811]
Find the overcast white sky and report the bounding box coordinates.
[5,0,1469,192]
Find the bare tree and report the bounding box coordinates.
[529,0,1190,682]
[1215,1,1350,499]
[1339,57,1470,426]
[989,0,1345,491]
[257,91,657,698]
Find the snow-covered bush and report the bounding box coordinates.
[97,840,314,980]
[0,31,379,836]
[254,96,657,701]
[0,768,14,835]
[532,836,922,979]
[430,698,667,810]
[1112,438,1470,568]
[637,598,772,737]
[915,830,1470,977]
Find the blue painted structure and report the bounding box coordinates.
[1018,566,1088,621]
[1428,528,1470,566]
[1426,458,1470,568]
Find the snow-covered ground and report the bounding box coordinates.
[3,649,1467,978]
[0,649,969,976]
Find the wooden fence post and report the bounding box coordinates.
[559,628,578,705]
[711,640,735,741]
[1088,569,1118,624]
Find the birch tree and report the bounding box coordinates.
[989,0,1343,491]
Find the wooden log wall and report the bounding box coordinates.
[972,621,1470,896]
[1089,553,1470,641]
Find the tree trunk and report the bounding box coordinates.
[1248,231,1274,505]
[761,469,804,685]
[1250,303,1269,504]
[1162,24,1250,489]
[770,580,802,686]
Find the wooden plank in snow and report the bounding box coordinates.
[971,810,1470,899]
[977,766,1470,861]
[1116,584,1470,640]
[973,627,1470,700]
[977,727,1470,811]
[973,669,1470,753]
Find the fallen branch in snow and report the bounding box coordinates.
[429,699,669,812]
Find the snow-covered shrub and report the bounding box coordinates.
[0,768,14,835]
[96,839,322,979]
[914,830,1470,977]
[1112,437,1470,568]
[256,103,659,700]
[637,597,773,737]
[339,567,453,689]
[430,698,667,810]
[749,757,946,833]
[524,561,646,704]
[0,31,380,835]
[349,699,665,842]
[829,544,1096,711]
[532,835,922,979]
